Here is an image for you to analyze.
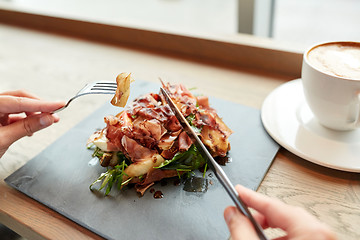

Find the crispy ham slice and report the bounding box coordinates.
[178,131,193,151]
[121,135,155,162]
[158,130,181,150]
[196,95,210,109]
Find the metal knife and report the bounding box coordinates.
[160,87,269,240]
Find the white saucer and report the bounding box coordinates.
[261,79,360,172]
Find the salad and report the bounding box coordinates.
[88,73,232,195]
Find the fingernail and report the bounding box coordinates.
[225,207,235,224]
[52,113,60,121]
[39,115,53,126]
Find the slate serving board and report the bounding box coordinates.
[5,80,279,240]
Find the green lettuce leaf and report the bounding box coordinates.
[156,145,206,171]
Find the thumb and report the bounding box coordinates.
[224,206,259,240]
[1,113,57,148]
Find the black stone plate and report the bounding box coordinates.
[5,80,279,240]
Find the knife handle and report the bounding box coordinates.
[213,165,269,240]
[191,138,268,239]
[193,141,268,240]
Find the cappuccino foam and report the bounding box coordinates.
[307,42,360,80]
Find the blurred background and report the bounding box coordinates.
[0,0,359,47]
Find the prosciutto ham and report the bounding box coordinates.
[88,78,232,195]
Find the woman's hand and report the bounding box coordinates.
[0,90,65,158]
[224,185,337,240]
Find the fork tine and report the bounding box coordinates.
[95,82,117,84]
[92,82,117,91]
[52,81,117,113]
[94,82,117,87]
[91,87,117,91]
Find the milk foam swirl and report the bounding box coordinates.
[307,42,360,80]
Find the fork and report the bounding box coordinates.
[52,81,117,113]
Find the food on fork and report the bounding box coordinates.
[88,74,233,196]
[111,72,134,107]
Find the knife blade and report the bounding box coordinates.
[160,87,269,240]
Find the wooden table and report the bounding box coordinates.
[0,7,359,240]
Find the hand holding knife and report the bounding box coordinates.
[160,87,269,240]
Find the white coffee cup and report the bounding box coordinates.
[301,41,360,131]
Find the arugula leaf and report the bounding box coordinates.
[202,162,208,178]
[117,151,131,165]
[186,114,202,133]
[186,114,196,125]
[188,87,198,91]
[156,145,206,171]
[92,147,105,158]
[89,155,131,195]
